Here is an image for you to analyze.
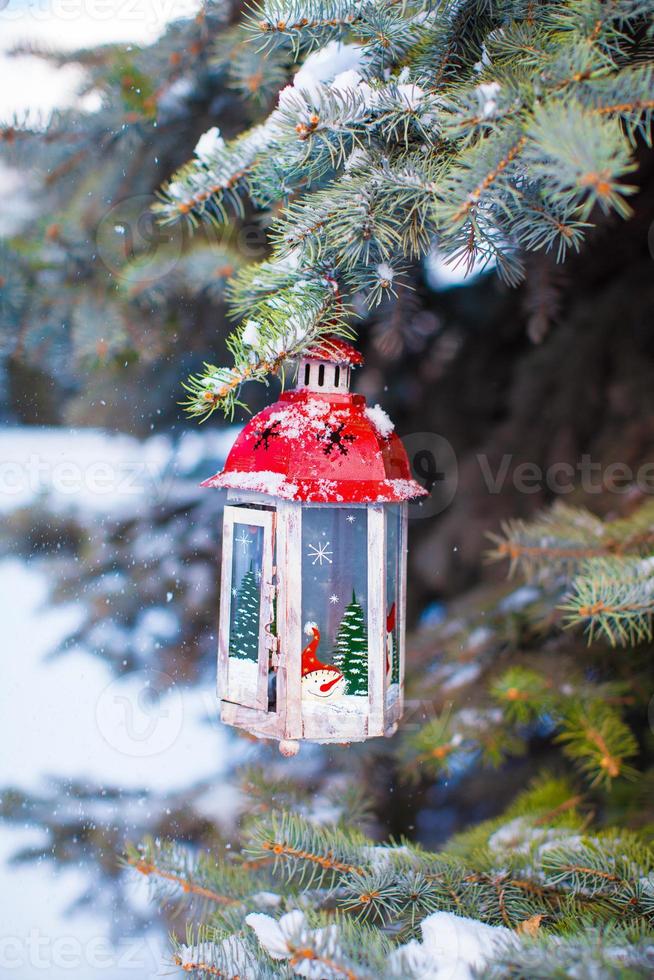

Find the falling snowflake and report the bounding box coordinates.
[235,530,252,554]
[329,594,340,604]
[307,541,333,565]
[346,514,356,524]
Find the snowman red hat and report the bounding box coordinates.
[301,622,327,676]
[302,622,341,678]
[301,622,345,697]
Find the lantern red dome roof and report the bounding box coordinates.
[202,388,427,504]
[302,336,364,366]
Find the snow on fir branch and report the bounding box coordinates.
[151,0,654,416]
[182,277,353,420]
[130,777,654,979]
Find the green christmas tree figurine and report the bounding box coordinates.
[229,562,260,662]
[333,591,368,696]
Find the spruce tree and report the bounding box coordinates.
[229,563,260,661]
[333,590,368,695]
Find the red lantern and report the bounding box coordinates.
[203,339,426,755]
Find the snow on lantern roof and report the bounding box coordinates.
[301,336,364,367]
[202,388,427,504]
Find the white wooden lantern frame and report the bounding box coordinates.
[218,490,408,745]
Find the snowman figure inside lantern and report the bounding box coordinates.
[202,337,426,755]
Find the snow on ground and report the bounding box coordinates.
[0,424,243,977]
[0,825,166,979]
[0,0,203,116]
[0,557,203,977]
[2,557,233,793]
[0,159,37,236]
[0,545,240,977]
[0,425,238,516]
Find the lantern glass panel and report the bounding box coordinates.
[301,507,368,700]
[386,505,401,689]
[225,519,266,706]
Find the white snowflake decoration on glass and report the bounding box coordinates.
[307,541,333,565]
[346,514,356,524]
[235,529,252,554]
[329,594,340,605]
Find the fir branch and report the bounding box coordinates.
[525,100,638,219]
[246,810,366,887]
[133,777,654,977]
[154,123,275,227]
[131,858,236,906]
[488,502,654,578]
[490,501,654,645]
[584,63,654,146]
[126,840,243,908]
[182,278,352,419]
[556,702,640,786]
[490,667,553,725]
[562,555,654,646]
[172,929,271,980]
[248,0,363,54]
[484,924,654,978]
[540,832,654,912]
[440,131,528,228]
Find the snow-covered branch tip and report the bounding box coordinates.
[182,280,353,420]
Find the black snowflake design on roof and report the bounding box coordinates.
[316,422,357,457]
[253,419,282,450]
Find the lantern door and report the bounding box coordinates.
[299,505,372,740]
[218,505,275,711]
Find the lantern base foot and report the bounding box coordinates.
[279,739,300,757]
